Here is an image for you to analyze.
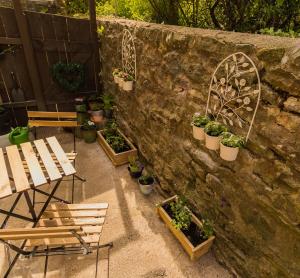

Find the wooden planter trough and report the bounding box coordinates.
[97,129,137,166]
[157,195,215,260]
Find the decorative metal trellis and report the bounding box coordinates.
[205,52,261,141]
[121,29,137,80]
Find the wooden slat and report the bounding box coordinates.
[28,120,78,127]
[25,234,100,247]
[81,225,103,234]
[39,218,105,227]
[0,37,22,44]
[46,137,76,176]
[47,203,108,211]
[6,145,30,192]
[27,111,77,118]
[0,148,12,198]
[34,139,62,181]
[1,231,82,241]
[0,226,80,235]
[21,142,47,187]
[42,210,107,219]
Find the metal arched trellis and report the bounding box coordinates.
[121,29,137,80]
[205,52,261,141]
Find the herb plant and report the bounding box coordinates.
[123,73,134,82]
[139,173,154,185]
[112,68,121,76]
[81,120,96,130]
[204,121,227,136]
[201,219,214,239]
[128,155,142,173]
[220,132,245,148]
[101,94,114,110]
[106,135,129,153]
[170,197,192,231]
[192,113,210,128]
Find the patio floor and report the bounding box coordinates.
[0,129,231,278]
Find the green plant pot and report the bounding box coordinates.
[81,129,97,143]
[9,127,29,146]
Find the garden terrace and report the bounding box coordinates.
[0,1,299,278]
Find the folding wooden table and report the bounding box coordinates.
[0,136,76,276]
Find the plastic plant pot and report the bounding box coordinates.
[81,128,97,143]
[205,133,220,150]
[192,125,205,141]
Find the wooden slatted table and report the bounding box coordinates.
[0,136,76,228]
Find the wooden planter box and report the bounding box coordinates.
[157,195,215,260]
[97,129,137,166]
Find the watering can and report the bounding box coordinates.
[9,127,29,146]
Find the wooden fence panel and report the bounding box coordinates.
[0,6,97,119]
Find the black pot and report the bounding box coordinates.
[127,166,143,179]
[0,110,11,136]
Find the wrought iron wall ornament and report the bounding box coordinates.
[205,52,261,141]
[122,29,137,80]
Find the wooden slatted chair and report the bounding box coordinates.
[27,111,84,203]
[0,203,113,277]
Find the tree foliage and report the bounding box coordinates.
[62,0,300,36]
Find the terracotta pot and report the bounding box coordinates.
[220,143,239,161]
[192,125,205,141]
[205,133,220,150]
[123,81,133,91]
[91,110,104,123]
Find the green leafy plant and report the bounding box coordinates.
[112,68,122,76]
[139,173,154,185]
[81,120,96,130]
[204,121,227,136]
[201,219,214,240]
[103,120,118,138]
[90,102,103,111]
[52,62,84,92]
[106,135,130,153]
[123,73,134,81]
[97,25,105,37]
[192,113,210,128]
[170,197,192,231]
[101,94,114,110]
[128,155,141,173]
[220,132,245,148]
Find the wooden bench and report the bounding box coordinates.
[0,203,113,277]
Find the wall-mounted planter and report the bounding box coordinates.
[123,80,134,91]
[220,143,239,161]
[205,133,220,150]
[192,125,205,141]
[157,195,215,260]
[97,129,137,166]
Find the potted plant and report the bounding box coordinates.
[138,172,155,195]
[90,102,104,123]
[118,71,126,88]
[97,120,137,166]
[81,120,97,143]
[122,73,134,91]
[220,132,245,161]
[101,94,114,119]
[204,121,227,150]
[8,126,29,146]
[112,68,121,84]
[191,113,210,141]
[128,155,144,179]
[157,195,215,260]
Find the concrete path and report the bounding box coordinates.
[0,129,231,278]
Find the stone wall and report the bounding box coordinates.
[99,18,300,278]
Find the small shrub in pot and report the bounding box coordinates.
[220,132,245,161]
[128,155,143,179]
[138,172,155,195]
[81,120,97,143]
[122,73,134,91]
[204,121,227,150]
[191,113,210,141]
[112,68,121,84]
